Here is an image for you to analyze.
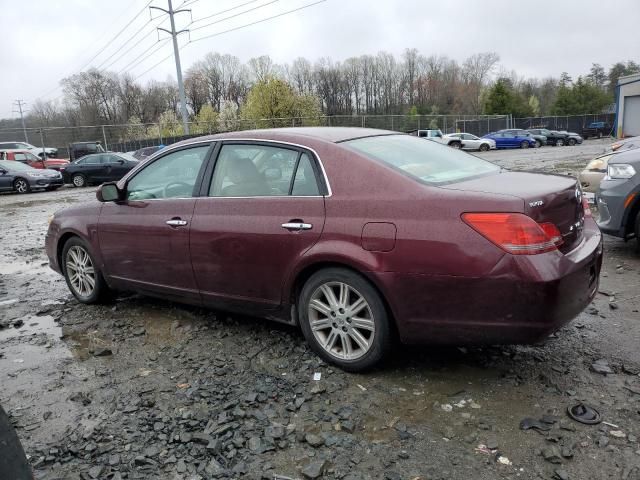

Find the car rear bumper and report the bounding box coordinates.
[375,219,603,345]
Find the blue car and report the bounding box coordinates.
[483,131,537,149]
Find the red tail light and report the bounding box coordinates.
[462,213,563,255]
[581,195,592,217]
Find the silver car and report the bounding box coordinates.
[596,148,640,248]
[0,160,63,193]
[446,133,496,151]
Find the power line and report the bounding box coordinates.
[190,0,327,43]
[101,15,169,72]
[12,100,29,142]
[118,38,171,75]
[37,1,152,101]
[133,0,328,79]
[76,1,153,72]
[190,0,265,25]
[191,0,281,32]
[95,18,154,71]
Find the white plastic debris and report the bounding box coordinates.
[313,372,321,381]
[356,384,367,391]
[441,403,453,412]
[497,455,512,466]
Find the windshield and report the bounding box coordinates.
[344,134,500,185]
[0,160,35,171]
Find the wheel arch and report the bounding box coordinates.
[288,261,400,339]
[623,191,640,238]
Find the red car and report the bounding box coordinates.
[0,150,69,172]
[45,128,602,371]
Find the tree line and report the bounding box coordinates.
[1,49,638,135]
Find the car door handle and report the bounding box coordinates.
[166,219,188,227]
[281,222,312,231]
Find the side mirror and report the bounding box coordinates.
[97,182,121,202]
[0,168,7,175]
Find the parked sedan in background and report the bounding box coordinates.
[0,159,63,193]
[596,148,640,248]
[483,131,537,149]
[0,150,69,172]
[499,129,546,148]
[0,141,58,158]
[527,128,568,146]
[46,127,601,371]
[557,131,584,146]
[446,133,496,151]
[63,152,138,187]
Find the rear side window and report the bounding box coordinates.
[14,153,28,162]
[344,134,500,185]
[209,144,321,197]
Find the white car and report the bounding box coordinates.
[445,133,496,152]
[0,141,58,158]
[411,129,463,148]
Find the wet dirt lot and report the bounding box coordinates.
[1,138,639,480]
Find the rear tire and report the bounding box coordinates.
[298,268,392,372]
[449,141,462,149]
[72,174,87,188]
[520,140,529,149]
[556,139,565,147]
[479,143,490,152]
[568,138,577,146]
[534,140,541,148]
[13,178,30,194]
[62,237,111,304]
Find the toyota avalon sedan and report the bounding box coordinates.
[63,152,139,187]
[45,128,603,371]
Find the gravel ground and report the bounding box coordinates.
[1,138,639,480]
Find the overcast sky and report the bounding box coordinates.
[1,0,639,119]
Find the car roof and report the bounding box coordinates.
[173,127,399,148]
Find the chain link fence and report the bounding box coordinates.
[0,114,509,158]
[514,113,616,136]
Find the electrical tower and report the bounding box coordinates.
[151,0,191,135]
[12,100,29,142]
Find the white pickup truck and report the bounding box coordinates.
[410,129,462,148]
[0,141,58,159]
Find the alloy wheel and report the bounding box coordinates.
[73,174,86,187]
[14,179,28,193]
[65,246,96,298]
[308,281,375,361]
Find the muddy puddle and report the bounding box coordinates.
[0,260,55,276]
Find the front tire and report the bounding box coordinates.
[556,139,565,147]
[449,141,462,149]
[479,143,490,152]
[13,178,30,194]
[534,140,541,148]
[62,237,111,304]
[568,138,576,146]
[298,268,391,372]
[520,140,529,149]
[72,174,87,188]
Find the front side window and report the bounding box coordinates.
[209,144,320,197]
[127,146,210,200]
[344,134,500,185]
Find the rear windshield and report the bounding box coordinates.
[343,134,500,185]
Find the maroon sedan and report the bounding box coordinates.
[45,128,603,371]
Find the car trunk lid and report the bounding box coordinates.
[443,171,585,253]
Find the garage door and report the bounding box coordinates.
[623,95,640,136]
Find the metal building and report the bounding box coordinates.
[615,72,640,138]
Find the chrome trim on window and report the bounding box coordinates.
[173,137,333,197]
